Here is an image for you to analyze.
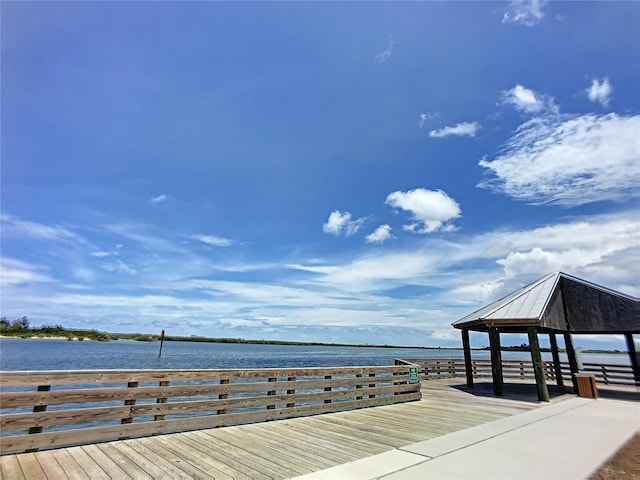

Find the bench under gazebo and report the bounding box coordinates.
[452,272,640,401]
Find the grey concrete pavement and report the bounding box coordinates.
[293,396,639,480]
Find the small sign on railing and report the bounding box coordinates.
[409,367,419,384]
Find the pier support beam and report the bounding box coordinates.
[528,327,549,402]
[488,327,503,397]
[461,329,474,388]
[549,333,564,387]
[564,333,579,393]
[625,333,639,386]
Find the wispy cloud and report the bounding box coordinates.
[375,34,394,63]
[323,210,366,237]
[192,234,233,247]
[149,194,170,204]
[429,122,479,138]
[502,84,556,114]
[0,258,52,287]
[418,112,439,129]
[478,113,640,206]
[586,78,613,108]
[386,188,461,234]
[502,0,546,27]
[0,213,84,244]
[366,225,393,244]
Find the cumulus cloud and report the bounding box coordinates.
[478,113,640,206]
[502,85,555,114]
[586,78,613,107]
[323,210,366,237]
[366,225,393,244]
[192,234,233,247]
[502,0,546,27]
[149,194,170,204]
[375,34,394,63]
[429,122,479,138]
[386,188,461,234]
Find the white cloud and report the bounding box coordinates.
[0,258,52,287]
[149,194,170,204]
[323,210,366,237]
[192,234,233,247]
[502,85,555,114]
[375,34,394,63]
[366,225,393,244]
[418,112,439,129]
[0,213,83,243]
[386,188,461,234]
[101,259,137,275]
[502,0,546,27]
[429,122,479,138]
[586,78,613,107]
[478,113,640,206]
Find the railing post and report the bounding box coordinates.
[217,378,229,415]
[120,381,138,440]
[154,380,170,422]
[356,373,363,401]
[26,384,51,452]
[267,377,277,411]
[602,365,609,385]
[286,376,296,408]
[324,375,332,404]
[121,381,138,424]
[368,373,376,399]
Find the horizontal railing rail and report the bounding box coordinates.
[397,358,637,386]
[0,365,421,454]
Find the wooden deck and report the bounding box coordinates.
[0,380,576,479]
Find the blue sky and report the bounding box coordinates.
[2,1,639,350]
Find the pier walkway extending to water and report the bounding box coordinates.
[1,379,638,479]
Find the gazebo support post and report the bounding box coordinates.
[564,333,579,393]
[549,333,564,387]
[461,329,474,388]
[528,327,549,402]
[625,333,639,386]
[488,327,503,396]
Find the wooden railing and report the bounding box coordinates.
[0,365,421,454]
[397,358,638,387]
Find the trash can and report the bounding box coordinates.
[575,374,598,399]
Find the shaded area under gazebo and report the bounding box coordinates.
[452,272,640,401]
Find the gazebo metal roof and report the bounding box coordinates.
[452,272,640,334]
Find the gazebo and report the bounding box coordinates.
[452,272,640,401]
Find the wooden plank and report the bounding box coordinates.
[110,441,183,479]
[16,453,47,480]
[211,428,314,477]
[188,430,276,478]
[80,444,132,479]
[95,443,151,479]
[147,434,239,480]
[239,423,345,468]
[31,450,68,479]
[234,424,335,470]
[0,454,25,480]
[57,446,109,480]
[133,436,218,480]
[0,365,414,388]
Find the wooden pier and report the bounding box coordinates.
[0,379,574,479]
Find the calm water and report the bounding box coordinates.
[0,338,630,371]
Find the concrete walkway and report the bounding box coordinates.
[293,396,639,480]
